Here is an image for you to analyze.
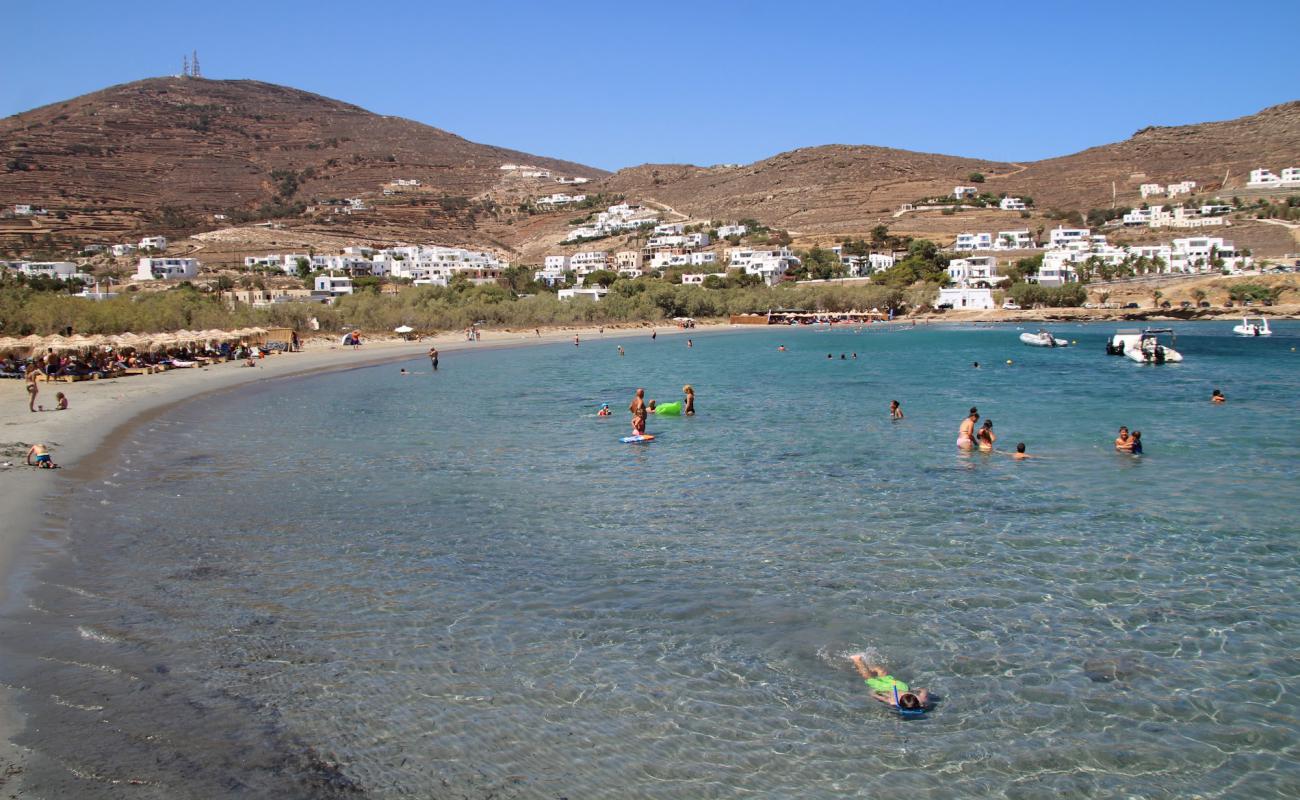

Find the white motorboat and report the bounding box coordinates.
[1232,317,1272,337]
[1121,328,1183,364]
[1019,330,1069,347]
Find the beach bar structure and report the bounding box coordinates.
[730,309,887,325]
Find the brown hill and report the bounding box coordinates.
[596,146,1017,232]
[0,77,604,235]
[1008,101,1300,209]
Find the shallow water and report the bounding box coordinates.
[4,322,1300,798]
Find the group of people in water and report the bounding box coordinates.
[623,385,695,435]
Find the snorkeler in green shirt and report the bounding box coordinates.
[851,654,930,711]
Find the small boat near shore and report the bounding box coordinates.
[1107,328,1182,363]
[1019,330,1069,347]
[1232,317,1272,337]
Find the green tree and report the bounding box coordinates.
[585,269,619,288]
[969,172,985,183]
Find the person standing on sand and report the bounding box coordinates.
[26,371,39,413]
[958,407,979,450]
[683,385,695,416]
[629,388,647,436]
[429,347,439,371]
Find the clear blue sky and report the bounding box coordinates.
[6,0,1297,171]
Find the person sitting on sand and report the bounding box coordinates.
[597,403,612,417]
[55,392,68,411]
[1130,430,1143,455]
[958,408,979,450]
[1211,389,1225,404]
[683,385,695,416]
[1114,426,1133,453]
[850,655,930,711]
[1013,442,1030,460]
[890,400,903,420]
[26,443,56,469]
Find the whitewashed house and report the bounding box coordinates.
[1171,237,1250,272]
[654,223,685,235]
[1034,251,1080,286]
[110,244,137,257]
[647,235,687,250]
[134,257,198,281]
[999,197,1027,211]
[313,274,354,297]
[947,256,1004,287]
[244,255,284,269]
[716,224,748,238]
[1247,167,1300,188]
[953,186,978,199]
[727,247,800,285]
[139,236,168,252]
[681,272,729,285]
[685,232,711,248]
[544,255,569,271]
[994,230,1035,250]
[558,286,607,301]
[937,286,994,310]
[569,251,609,274]
[954,232,994,251]
[14,261,78,281]
[1139,183,1164,199]
[1166,181,1197,197]
[1049,227,1091,249]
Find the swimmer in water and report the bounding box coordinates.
[647,399,657,414]
[687,339,693,348]
[682,384,695,416]
[778,345,786,352]
[1013,442,1030,460]
[1130,430,1143,455]
[958,407,979,450]
[574,335,580,347]
[1114,426,1133,453]
[850,655,930,711]
[399,368,409,376]
[618,345,624,357]
[977,420,996,452]
[597,403,612,417]
[972,361,980,369]
[1211,389,1225,404]
[429,347,439,371]
[890,400,903,420]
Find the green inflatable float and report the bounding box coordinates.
[655,401,682,416]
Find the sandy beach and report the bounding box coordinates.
[0,319,706,791]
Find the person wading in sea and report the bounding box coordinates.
[958,407,979,450]
[629,388,647,436]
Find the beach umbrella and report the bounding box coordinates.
[394,325,414,334]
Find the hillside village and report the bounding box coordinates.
[2,78,1299,320]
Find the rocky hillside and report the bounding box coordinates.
[0,77,604,228]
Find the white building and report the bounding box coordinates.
[937,287,994,310]
[946,256,1004,287]
[1247,167,1300,188]
[13,261,78,281]
[994,230,1035,250]
[557,286,607,301]
[544,255,569,271]
[647,235,687,250]
[569,251,609,274]
[536,193,586,207]
[1139,183,1164,199]
[716,224,748,239]
[1124,205,1224,229]
[555,176,590,184]
[953,186,978,199]
[1166,180,1197,197]
[134,257,199,281]
[954,232,994,251]
[1171,237,1250,272]
[1049,227,1091,249]
[1035,251,1080,286]
[726,247,799,285]
[139,236,168,252]
[244,254,284,269]
[110,244,137,257]
[313,274,354,297]
[999,197,1027,211]
[685,232,711,248]
[651,251,718,269]
[654,223,685,236]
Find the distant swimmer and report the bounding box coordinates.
[618,345,625,357]
[629,388,647,436]
[778,345,786,352]
[972,361,980,369]
[399,368,409,376]
[890,400,903,420]
[687,339,693,348]
[1130,430,1143,455]
[428,347,439,371]
[1211,389,1226,404]
[683,384,695,416]
[977,420,996,452]
[850,655,930,712]
[827,353,833,359]
[1013,442,1030,460]
[26,443,56,469]
[1114,426,1133,453]
[574,335,580,347]
[852,353,857,360]
[958,407,979,450]
[651,330,657,340]
[840,353,846,360]
[597,403,612,417]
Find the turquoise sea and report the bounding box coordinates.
[3,321,1299,798]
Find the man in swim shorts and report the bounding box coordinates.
[1114,426,1133,453]
[629,388,647,436]
[429,347,439,371]
[958,407,979,449]
[851,655,930,710]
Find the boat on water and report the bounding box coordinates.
[1232,317,1272,337]
[1019,330,1069,347]
[1107,328,1182,363]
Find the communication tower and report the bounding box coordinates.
[192,50,201,78]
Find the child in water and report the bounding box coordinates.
[597,403,612,417]
[1130,430,1143,455]
[850,655,930,711]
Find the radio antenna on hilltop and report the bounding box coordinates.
[192,50,201,78]
[182,54,190,77]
